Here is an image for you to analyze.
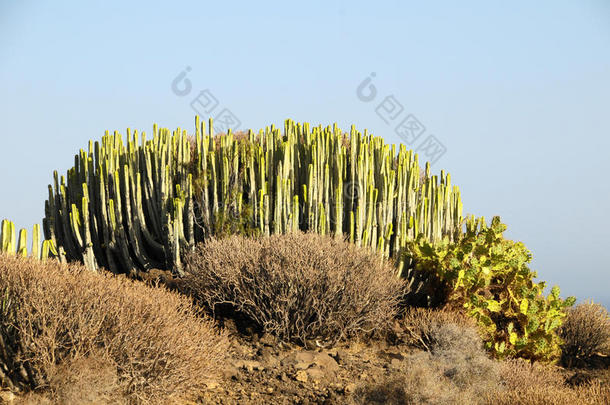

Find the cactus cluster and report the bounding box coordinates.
[43,117,463,275]
[0,219,56,260]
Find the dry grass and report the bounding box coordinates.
[0,253,229,403]
[182,232,404,346]
[558,300,610,367]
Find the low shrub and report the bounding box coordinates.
[182,231,404,346]
[44,353,126,404]
[355,337,610,405]
[484,358,610,405]
[558,300,610,367]
[0,254,229,403]
[397,308,476,351]
[403,216,576,361]
[355,320,500,405]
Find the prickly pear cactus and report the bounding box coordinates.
[404,216,576,361]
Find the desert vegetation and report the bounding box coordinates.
[0,253,228,403]
[181,232,403,346]
[0,118,608,403]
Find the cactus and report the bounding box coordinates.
[43,117,464,276]
[1,219,56,261]
[403,216,576,361]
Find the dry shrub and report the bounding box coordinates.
[46,353,126,404]
[182,232,404,346]
[357,312,610,405]
[558,300,610,367]
[397,307,476,351]
[355,321,500,405]
[484,358,610,405]
[0,253,229,403]
[425,323,500,390]
[354,362,467,405]
[497,358,565,389]
[485,382,610,405]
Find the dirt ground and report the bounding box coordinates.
[193,319,609,405]
[196,320,413,404]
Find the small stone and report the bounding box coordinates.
[222,365,239,379]
[205,381,219,390]
[329,349,347,364]
[306,366,325,383]
[294,361,310,370]
[233,359,264,372]
[390,358,402,369]
[344,383,357,393]
[266,387,274,394]
[295,370,309,383]
[0,391,15,403]
[259,333,277,346]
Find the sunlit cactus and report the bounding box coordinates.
[1,219,56,261]
[43,117,464,275]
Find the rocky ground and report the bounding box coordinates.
[1,319,607,404]
[193,319,609,405]
[197,323,411,404]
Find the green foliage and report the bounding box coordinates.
[212,203,261,239]
[403,215,576,362]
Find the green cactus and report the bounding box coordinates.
[43,117,464,276]
[1,219,15,254]
[403,215,576,361]
[1,219,55,261]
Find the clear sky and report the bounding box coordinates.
[1,1,609,307]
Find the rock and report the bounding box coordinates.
[329,349,348,364]
[265,387,274,394]
[232,359,264,372]
[257,346,279,367]
[295,370,309,383]
[390,358,402,369]
[205,381,220,390]
[281,351,339,372]
[259,333,278,347]
[0,391,15,403]
[222,365,240,379]
[344,383,357,393]
[305,366,325,383]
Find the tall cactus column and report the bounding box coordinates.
[1,220,57,261]
[43,117,464,276]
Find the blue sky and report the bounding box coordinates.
[1,0,609,307]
